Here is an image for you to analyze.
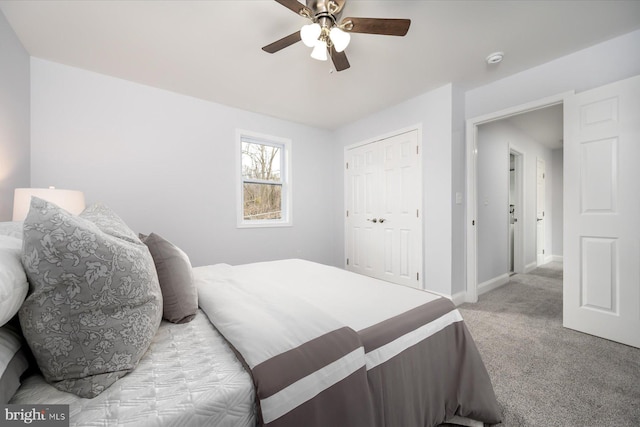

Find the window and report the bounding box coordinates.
[237,130,292,227]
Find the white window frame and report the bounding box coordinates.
[236,129,292,228]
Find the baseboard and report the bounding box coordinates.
[524,261,537,273]
[425,289,459,304]
[427,289,467,306]
[552,255,563,263]
[450,291,467,306]
[478,273,510,296]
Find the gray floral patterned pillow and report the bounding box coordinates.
[19,197,162,398]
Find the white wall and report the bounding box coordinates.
[466,30,640,119]
[476,120,555,283]
[0,11,30,220]
[551,148,563,259]
[335,85,455,297]
[451,85,466,295]
[30,58,337,268]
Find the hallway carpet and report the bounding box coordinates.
[458,262,640,426]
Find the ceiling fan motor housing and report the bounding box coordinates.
[303,1,346,47]
[306,0,342,15]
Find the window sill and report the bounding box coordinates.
[237,221,293,229]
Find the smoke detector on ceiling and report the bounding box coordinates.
[486,52,504,64]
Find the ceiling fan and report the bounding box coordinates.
[262,0,411,72]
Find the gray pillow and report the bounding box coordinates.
[19,197,162,398]
[140,233,197,324]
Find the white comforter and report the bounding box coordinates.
[194,259,462,427]
[195,258,442,333]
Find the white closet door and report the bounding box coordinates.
[346,140,381,279]
[564,74,640,348]
[346,130,422,288]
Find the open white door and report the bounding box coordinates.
[564,75,640,348]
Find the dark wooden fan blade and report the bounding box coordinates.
[274,0,313,17]
[262,31,302,53]
[329,45,350,72]
[341,17,411,36]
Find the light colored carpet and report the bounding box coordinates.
[458,262,640,427]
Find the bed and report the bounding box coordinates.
[194,259,501,427]
[10,311,256,427]
[1,200,501,427]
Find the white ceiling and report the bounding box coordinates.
[505,104,564,150]
[1,1,640,130]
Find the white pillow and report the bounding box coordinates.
[0,221,23,239]
[0,235,28,326]
[0,323,29,403]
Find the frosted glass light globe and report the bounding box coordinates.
[301,23,321,47]
[310,40,328,61]
[329,27,351,52]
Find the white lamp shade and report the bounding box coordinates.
[13,188,86,221]
[300,23,321,47]
[310,40,328,61]
[329,27,350,52]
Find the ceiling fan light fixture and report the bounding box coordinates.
[310,40,328,61]
[329,27,351,52]
[263,0,413,72]
[301,23,322,47]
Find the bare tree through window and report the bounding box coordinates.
[242,141,283,220]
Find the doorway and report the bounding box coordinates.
[509,150,524,275]
[466,93,568,303]
[536,158,546,266]
[509,154,515,273]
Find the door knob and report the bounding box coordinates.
[379,218,386,223]
[367,218,378,223]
